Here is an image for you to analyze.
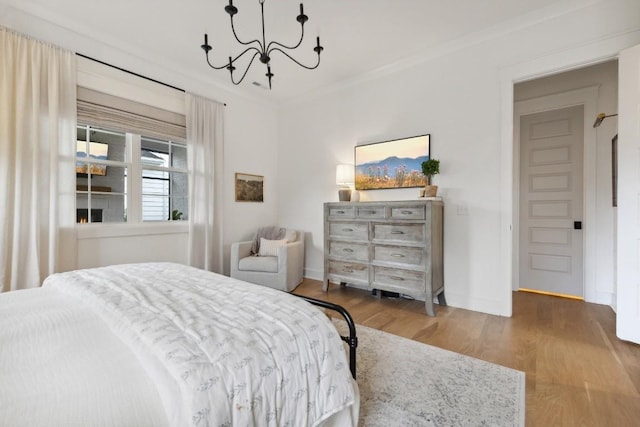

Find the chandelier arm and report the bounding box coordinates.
[205,53,230,70]
[229,51,260,85]
[269,47,321,70]
[266,24,305,52]
[231,46,263,65]
[229,14,264,52]
[205,46,262,70]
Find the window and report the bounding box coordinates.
[141,137,188,221]
[75,124,188,224]
[75,83,187,225]
[76,125,128,223]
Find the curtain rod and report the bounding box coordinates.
[76,53,184,92]
[75,53,227,106]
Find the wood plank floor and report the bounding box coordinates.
[293,279,640,426]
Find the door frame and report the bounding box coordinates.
[497,46,624,317]
[513,87,598,300]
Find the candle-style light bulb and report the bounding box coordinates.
[313,36,323,55]
[296,3,308,24]
[201,33,212,54]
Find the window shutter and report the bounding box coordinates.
[77,87,186,142]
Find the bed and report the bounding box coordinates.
[0,262,359,426]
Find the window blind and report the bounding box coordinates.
[77,87,186,141]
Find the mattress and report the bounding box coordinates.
[0,262,359,426]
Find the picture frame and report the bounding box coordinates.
[235,173,264,202]
[355,134,430,190]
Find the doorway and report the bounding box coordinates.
[512,60,618,305]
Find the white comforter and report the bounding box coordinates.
[2,263,358,427]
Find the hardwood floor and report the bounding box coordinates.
[293,279,640,426]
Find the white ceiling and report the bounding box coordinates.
[5,0,568,103]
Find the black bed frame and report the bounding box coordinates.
[297,295,358,379]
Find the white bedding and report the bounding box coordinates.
[0,262,358,427]
[0,287,169,427]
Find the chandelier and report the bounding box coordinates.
[200,0,324,89]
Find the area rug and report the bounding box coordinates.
[332,320,525,426]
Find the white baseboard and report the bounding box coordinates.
[304,267,323,281]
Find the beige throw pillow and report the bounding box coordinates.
[259,238,287,257]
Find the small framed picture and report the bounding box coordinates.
[235,173,264,202]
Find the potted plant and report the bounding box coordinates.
[421,158,440,197]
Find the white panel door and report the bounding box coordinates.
[519,105,584,297]
[617,44,640,344]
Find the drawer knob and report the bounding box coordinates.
[363,210,376,214]
[401,210,413,214]
[342,228,354,232]
[343,248,354,253]
[391,230,405,235]
[390,253,405,258]
[343,268,354,273]
[390,276,404,281]
[336,210,345,214]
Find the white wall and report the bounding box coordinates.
[1,6,280,274]
[277,0,640,316]
[514,61,619,306]
[219,95,279,275]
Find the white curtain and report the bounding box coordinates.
[186,93,224,273]
[0,28,77,292]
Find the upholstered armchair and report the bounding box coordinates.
[230,229,304,292]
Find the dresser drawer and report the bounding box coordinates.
[356,206,385,219]
[372,223,424,243]
[329,222,369,240]
[329,241,369,262]
[328,206,355,219]
[390,206,425,220]
[374,245,424,266]
[373,266,425,294]
[328,260,369,282]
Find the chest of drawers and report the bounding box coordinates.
[323,200,445,316]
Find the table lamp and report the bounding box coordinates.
[336,164,354,201]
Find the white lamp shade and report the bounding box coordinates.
[336,164,354,186]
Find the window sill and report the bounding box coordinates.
[76,221,189,240]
